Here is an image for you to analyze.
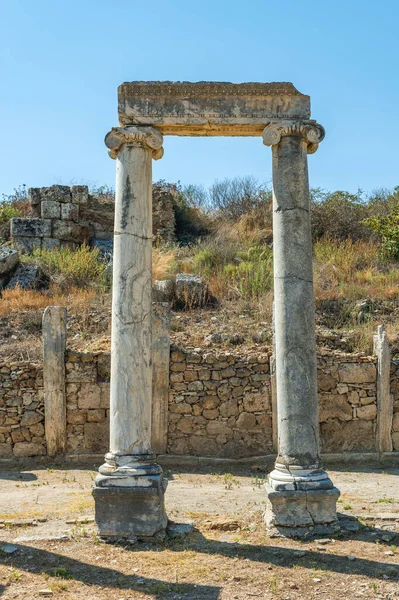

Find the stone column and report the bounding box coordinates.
[374,325,393,454]
[262,121,339,537]
[43,306,67,457]
[93,126,167,540]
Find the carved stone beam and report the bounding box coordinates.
[105,126,164,160]
[262,120,325,154]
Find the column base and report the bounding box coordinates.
[264,483,340,538]
[93,453,168,540]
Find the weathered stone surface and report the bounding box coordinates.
[71,185,89,205]
[392,431,399,451]
[236,412,257,430]
[338,363,376,384]
[318,372,337,392]
[5,264,48,290]
[77,384,102,409]
[318,394,352,422]
[174,273,208,308]
[52,220,86,243]
[41,201,60,219]
[12,237,41,254]
[61,203,79,221]
[0,443,13,457]
[42,238,61,250]
[321,420,375,452]
[42,185,71,203]
[11,218,51,238]
[392,412,399,432]
[0,245,19,276]
[84,422,109,452]
[20,411,43,427]
[243,391,270,412]
[118,81,311,135]
[28,188,42,206]
[153,279,175,303]
[13,442,46,457]
[356,404,377,420]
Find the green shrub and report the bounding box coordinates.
[23,245,107,289]
[363,209,399,259]
[0,202,21,224]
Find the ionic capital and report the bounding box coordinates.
[262,120,325,154]
[105,126,164,160]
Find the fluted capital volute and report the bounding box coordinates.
[105,126,164,160]
[262,120,325,154]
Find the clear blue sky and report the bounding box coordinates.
[1,0,398,197]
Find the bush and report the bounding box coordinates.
[310,189,369,241]
[171,183,212,244]
[209,176,271,221]
[363,209,399,259]
[23,245,107,289]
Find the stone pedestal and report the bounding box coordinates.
[93,126,167,540]
[262,121,339,536]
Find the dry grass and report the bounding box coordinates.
[0,286,96,317]
[152,247,176,281]
[313,237,399,300]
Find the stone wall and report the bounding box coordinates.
[65,352,110,455]
[318,353,377,452]
[390,361,399,451]
[0,362,46,458]
[10,183,176,254]
[168,347,272,457]
[1,346,394,461]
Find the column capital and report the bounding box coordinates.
[262,120,325,154]
[105,126,164,160]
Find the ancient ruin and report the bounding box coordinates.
[91,81,336,539]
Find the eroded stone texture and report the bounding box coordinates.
[93,125,167,539]
[118,81,310,135]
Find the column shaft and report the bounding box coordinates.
[110,143,153,457]
[272,135,319,469]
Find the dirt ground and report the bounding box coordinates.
[0,462,398,599]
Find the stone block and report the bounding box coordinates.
[13,442,46,457]
[41,201,60,219]
[338,362,376,384]
[243,391,270,412]
[29,422,45,436]
[206,421,230,436]
[87,409,106,422]
[84,422,109,452]
[153,279,175,303]
[42,237,61,250]
[392,431,399,451]
[392,412,399,432]
[321,420,375,452]
[61,203,79,221]
[318,371,337,392]
[99,383,110,408]
[52,220,86,243]
[236,412,257,430]
[20,410,43,427]
[5,264,48,290]
[356,404,377,420]
[28,188,42,206]
[318,394,352,422]
[264,483,340,536]
[93,480,167,539]
[219,399,238,417]
[11,218,51,238]
[42,185,71,203]
[0,443,13,457]
[71,185,89,205]
[0,245,19,276]
[67,410,87,425]
[174,273,209,308]
[77,383,101,409]
[190,435,218,455]
[12,237,42,254]
[66,361,97,383]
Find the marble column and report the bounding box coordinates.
[262,121,340,537]
[93,126,167,540]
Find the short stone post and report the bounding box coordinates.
[374,325,393,454]
[43,306,67,457]
[152,302,171,455]
[262,121,339,536]
[93,126,167,540]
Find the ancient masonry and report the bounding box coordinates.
[10,183,176,254]
[1,320,397,461]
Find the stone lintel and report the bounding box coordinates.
[118,81,311,136]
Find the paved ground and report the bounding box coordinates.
[0,462,398,599]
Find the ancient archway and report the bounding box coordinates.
[92,81,339,539]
